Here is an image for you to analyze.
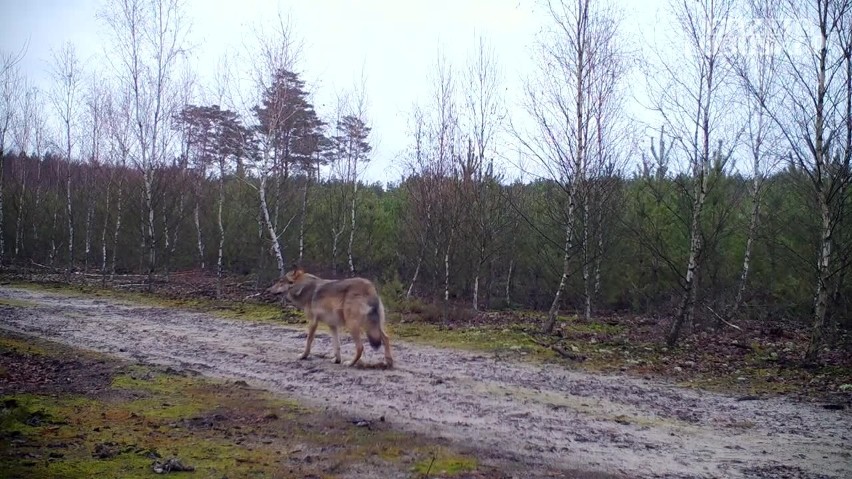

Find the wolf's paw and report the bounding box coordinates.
[385,358,394,368]
[298,353,310,360]
[333,357,341,364]
[345,359,360,367]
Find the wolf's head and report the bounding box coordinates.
[266,265,317,305]
[266,264,305,295]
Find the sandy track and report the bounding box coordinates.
[0,286,848,478]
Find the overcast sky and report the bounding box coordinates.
[1,0,669,184]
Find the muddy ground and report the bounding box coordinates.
[1,285,850,479]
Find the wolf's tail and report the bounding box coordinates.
[366,296,384,350]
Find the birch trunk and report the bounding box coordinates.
[65,161,74,279]
[347,180,358,276]
[31,160,42,247]
[505,259,513,306]
[83,201,93,274]
[50,210,58,265]
[14,169,26,258]
[259,172,285,277]
[544,188,576,333]
[806,193,833,361]
[216,160,225,299]
[331,227,342,274]
[473,274,480,311]
[730,173,760,319]
[100,178,111,285]
[594,201,603,300]
[668,166,709,346]
[144,169,156,289]
[194,199,205,270]
[299,174,309,262]
[582,194,592,321]
[0,151,4,264]
[406,254,422,299]
[804,11,835,362]
[167,194,184,276]
[110,174,124,281]
[443,232,453,321]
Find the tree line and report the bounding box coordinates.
[0,0,850,362]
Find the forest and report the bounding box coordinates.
[1,0,850,363]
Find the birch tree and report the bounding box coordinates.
[648,0,739,346]
[461,35,509,310]
[48,42,83,278]
[104,89,133,282]
[100,0,189,287]
[82,73,109,274]
[11,83,39,258]
[0,46,25,265]
[739,0,852,360]
[517,0,625,332]
[728,0,783,320]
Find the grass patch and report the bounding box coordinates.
[0,336,51,356]
[391,322,555,361]
[0,297,39,308]
[413,452,477,476]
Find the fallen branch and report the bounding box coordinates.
[524,333,586,361]
[706,305,742,331]
[29,260,62,271]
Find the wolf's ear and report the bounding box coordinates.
[290,263,304,279]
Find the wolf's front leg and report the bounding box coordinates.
[329,325,341,364]
[300,318,319,360]
[381,330,394,368]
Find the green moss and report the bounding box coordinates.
[0,297,39,308]
[413,453,477,476]
[0,336,51,356]
[392,323,554,360]
[563,321,625,335]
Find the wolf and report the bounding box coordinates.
[266,265,394,368]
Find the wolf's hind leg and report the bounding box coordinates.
[347,326,364,366]
[300,318,318,360]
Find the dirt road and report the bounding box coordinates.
[0,286,848,479]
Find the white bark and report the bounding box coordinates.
[406,254,422,299]
[444,233,453,305]
[593,200,603,299]
[13,169,26,258]
[259,172,285,277]
[84,202,93,273]
[100,174,112,283]
[505,259,513,306]
[331,227,343,274]
[473,274,480,311]
[347,173,358,276]
[545,192,576,332]
[298,174,309,262]
[731,172,760,318]
[194,199,205,270]
[809,198,833,359]
[582,193,592,321]
[66,165,74,275]
[216,165,225,298]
